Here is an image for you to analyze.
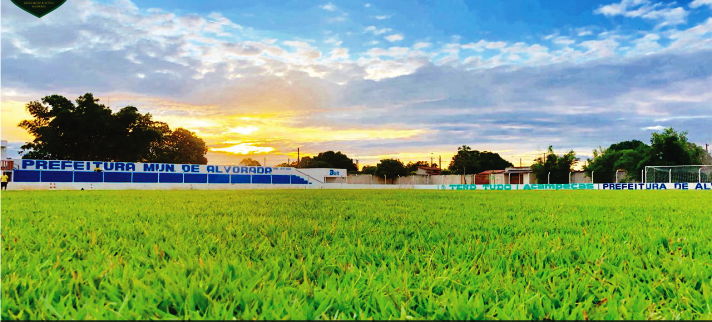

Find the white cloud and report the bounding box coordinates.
[579,38,619,58]
[320,3,337,11]
[327,14,348,23]
[667,17,712,51]
[626,33,662,55]
[642,125,667,130]
[385,34,404,42]
[325,35,343,46]
[413,42,431,50]
[578,30,593,36]
[364,26,391,35]
[594,0,688,27]
[461,40,507,51]
[553,36,575,45]
[329,48,349,60]
[374,15,392,20]
[364,3,371,8]
[366,47,410,57]
[690,0,712,9]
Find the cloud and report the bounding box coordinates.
[690,0,712,9]
[329,47,349,60]
[578,30,594,37]
[594,0,688,27]
[319,3,337,11]
[374,15,392,20]
[2,0,712,166]
[642,125,667,131]
[364,26,391,35]
[385,34,404,42]
[413,42,431,50]
[364,3,371,8]
[552,36,575,45]
[461,40,507,51]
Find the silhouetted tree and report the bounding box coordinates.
[375,159,408,183]
[239,158,261,166]
[531,146,578,184]
[18,93,208,164]
[448,145,513,175]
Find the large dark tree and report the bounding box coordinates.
[584,128,708,182]
[448,145,513,175]
[312,151,358,172]
[375,159,408,183]
[275,150,357,171]
[152,128,208,164]
[18,93,208,164]
[531,146,578,184]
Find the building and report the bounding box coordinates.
[1,140,13,181]
[415,166,441,176]
[504,167,537,184]
[475,170,505,184]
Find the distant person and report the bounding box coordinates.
[1,173,8,190]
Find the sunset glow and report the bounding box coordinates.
[2,0,710,167]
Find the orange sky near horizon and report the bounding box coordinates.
[1,96,568,169]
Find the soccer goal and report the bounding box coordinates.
[644,165,712,183]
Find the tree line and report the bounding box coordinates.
[18,94,710,183]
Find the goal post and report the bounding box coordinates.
[644,165,712,183]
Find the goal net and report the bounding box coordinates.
[645,165,712,183]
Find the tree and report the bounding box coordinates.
[361,165,378,175]
[531,146,578,184]
[375,159,408,183]
[406,161,430,174]
[584,140,649,183]
[152,128,208,165]
[239,158,261,166]
[311,151,358,172]
[584,128,707,182]
[448,145,513,175]
[19,94,116,160]
[18,93,208,164]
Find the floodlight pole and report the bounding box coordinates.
[384,175,387,185]
[699,168,703,183]
[592,171,594,184]
[615,170,620,183]
[568,172,571,184]
[547,172,550,184]
[669,169,672,184]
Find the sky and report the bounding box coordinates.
[2,0,711,168]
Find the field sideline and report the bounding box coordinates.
[2,190,712,320]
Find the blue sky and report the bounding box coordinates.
[2,0,711,166]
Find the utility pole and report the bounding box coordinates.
[520,158,522,167]
[430,153,433,168]
[439,155,441,170]
[297,147,300,168]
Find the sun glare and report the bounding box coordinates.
[211,143,276,155]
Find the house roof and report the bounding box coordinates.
[505,166,533,174]
[477,170,505,175]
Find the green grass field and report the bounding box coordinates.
[2,190,712,320]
